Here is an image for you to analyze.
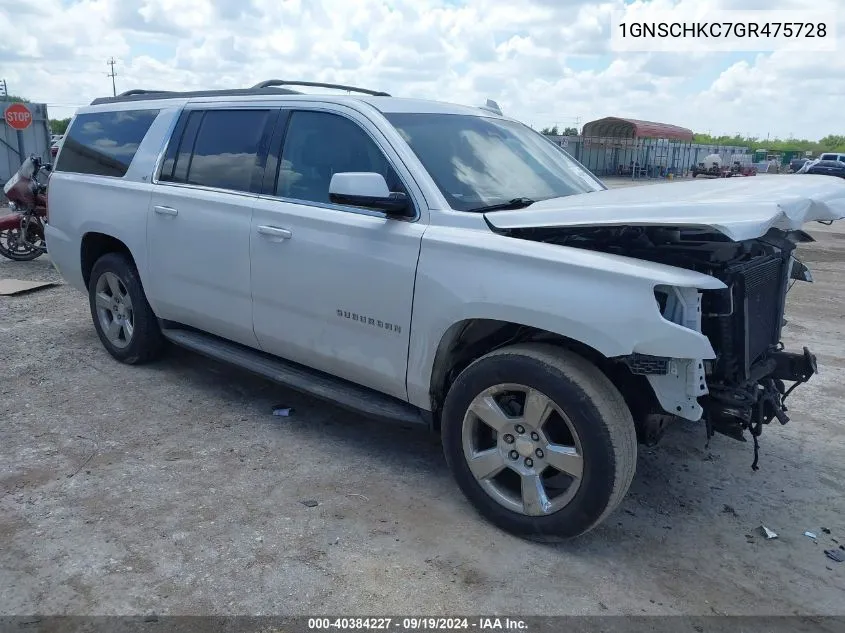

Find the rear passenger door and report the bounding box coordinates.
[147,106,278,347]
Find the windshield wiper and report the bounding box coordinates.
[468,197,536,213]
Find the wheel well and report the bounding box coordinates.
[428,319,659,432]
[81,233,134,289]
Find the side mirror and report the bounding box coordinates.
[328,172,412,217]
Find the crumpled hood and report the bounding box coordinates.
[485,175,845,241]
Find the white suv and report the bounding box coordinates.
[45,80,845,539]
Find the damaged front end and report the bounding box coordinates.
[511,224,820,467]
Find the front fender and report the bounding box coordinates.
[0,212,22,231]
[405,226,723,410]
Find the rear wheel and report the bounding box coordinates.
[441,343,637,540]
[88,252,165,364]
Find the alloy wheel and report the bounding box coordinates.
[94,272,135,349]
[461,383,584,516]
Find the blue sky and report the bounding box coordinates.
[2,0,842,140]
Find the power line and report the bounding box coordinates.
[106,57,117,97]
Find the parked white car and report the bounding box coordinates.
[819,152,845,164]
[45,81,845,539]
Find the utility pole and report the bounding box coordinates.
[0,78,7,97]
[106,57,117,97]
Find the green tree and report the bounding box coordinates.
[562,126,578,136]
[692,131,840,155]
[819,135,845,150]
[3,94,30,103]
[540,125,560,136]
[49,118,71,135]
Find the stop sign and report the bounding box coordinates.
[4,103,32,130]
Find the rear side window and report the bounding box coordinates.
[160,111,203,184]
[159,109,273,193]
[55,110,159,177]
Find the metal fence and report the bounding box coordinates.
[1,100,52,186]
[547,135,750,179]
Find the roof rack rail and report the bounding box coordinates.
[116,89,178,97]
[251,80,390,97]
[90,86,302,105]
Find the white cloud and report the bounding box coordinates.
[0,0,842,140]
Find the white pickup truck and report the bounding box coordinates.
[44,80,845,539]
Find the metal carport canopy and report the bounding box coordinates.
[581,117,694,141]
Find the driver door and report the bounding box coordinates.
[249,107,426,400]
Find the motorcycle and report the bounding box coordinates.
[1,155,50,261]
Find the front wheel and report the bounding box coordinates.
[0,227,44,261]
[441,343,637,541]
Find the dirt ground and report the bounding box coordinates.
[1,181,844,616]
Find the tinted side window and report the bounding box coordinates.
[56,109,159,177]
[277,111,404,204]
[159,111,190,181]
[182,109,271,193]
[160,111,203,183]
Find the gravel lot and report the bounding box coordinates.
[1,180,844,616]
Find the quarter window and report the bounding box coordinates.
[55,109,159,178]
[276,111,404,204]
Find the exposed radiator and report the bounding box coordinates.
[741,256,785,364]
[706,254,787,381]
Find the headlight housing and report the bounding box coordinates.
[654,285,702,332]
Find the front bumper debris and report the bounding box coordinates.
[770,346,818,383]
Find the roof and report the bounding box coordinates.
[85,93,502,119]
[581,117,694,142]
[359,96,503,117]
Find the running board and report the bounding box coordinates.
[160,327,426,427]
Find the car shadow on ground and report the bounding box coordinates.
[147,343,823,551]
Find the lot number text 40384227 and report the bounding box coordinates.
[307,617,529,631]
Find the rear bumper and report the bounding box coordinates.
[44,224,86,292]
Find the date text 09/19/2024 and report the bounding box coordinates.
[307,617,529,631]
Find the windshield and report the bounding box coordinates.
[385,113,603,212]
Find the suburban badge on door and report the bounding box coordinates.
[337,309,403,334]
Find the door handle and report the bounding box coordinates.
[257,225,292,240]
[154,205,178,216]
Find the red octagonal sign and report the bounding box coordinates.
[4,103,32,130]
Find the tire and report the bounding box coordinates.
[0,228,44,261]
[88,252,165,364]
[441,343,637,541]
